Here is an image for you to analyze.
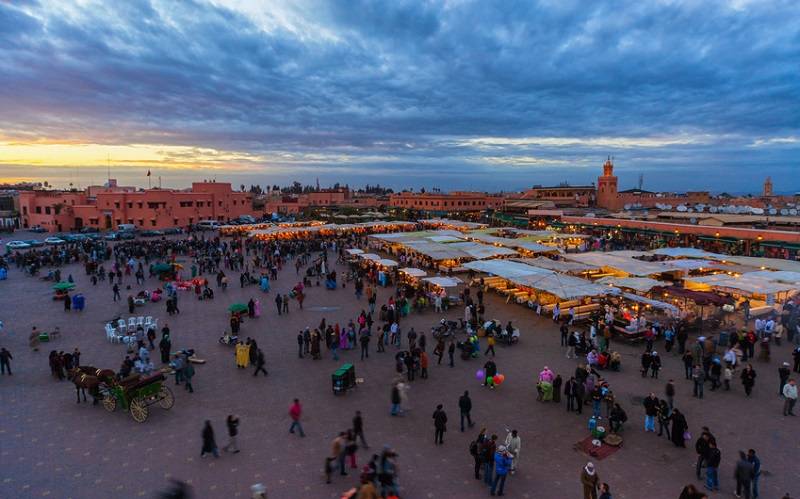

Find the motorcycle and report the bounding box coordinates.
[219,332,239,345]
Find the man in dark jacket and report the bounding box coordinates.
[643,393,658,432]
[564,377,576,412]
[459,391,474,432]
[734,450,754,499]
[253,349,267,377]
[747,449,761,499]
[704,441,721,492]
[432,404,447,445]
[695,427,716,479]
[352,410,368,448]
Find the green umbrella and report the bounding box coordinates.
[228,303,248,313]
[152,263,173,273]
[52,282,75,291]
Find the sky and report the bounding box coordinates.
[0,0,798,193]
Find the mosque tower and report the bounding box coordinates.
[763,176,773,197]
[596,156,619,210]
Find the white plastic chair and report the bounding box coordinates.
[117,319,126,330]
[151,318,159,330]
[136,316,144,327]
[127,317,136,332]
[144,316,153,326]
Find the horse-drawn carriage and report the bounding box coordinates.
[101,372,174,423]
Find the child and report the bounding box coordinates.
[723,365,733,391]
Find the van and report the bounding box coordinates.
[196,220,221,231]
[118,224,136,232]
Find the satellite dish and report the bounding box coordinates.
[752,208,764,215]
[790,209,798,215]
[709,206,718,213]
[677,205,687,212]
[665,204,672,210]
[624,204,631,210]
[690,217,697,224]
[780,208,789,216]
[769,208,777,215]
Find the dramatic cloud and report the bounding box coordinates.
[0,0,797,192]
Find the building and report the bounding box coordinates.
[0,191,19,231]
[596,157,619,210]
[763,177,773,197]
[18,181,253,232]
[388,191,501,213]
[261,189,383,215]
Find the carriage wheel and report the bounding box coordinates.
[129,397,149,423]
[158,386,175,410]
[102,395,117,413]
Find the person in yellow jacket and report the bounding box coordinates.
[235,341,250,369]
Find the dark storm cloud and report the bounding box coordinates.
[0,0,797,191]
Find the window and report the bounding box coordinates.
[138,219,144,226]
[127,219,133,224]
[179,201,193,208]
[127,203,133,209]
[189,217,194,224]
[114,202,120,209]
[138,203,143,209]
[22,207,27,215]
[90,219,98,225]
[150,220,156,226]
[218,201,222,207]
[147,202,159,209]
[116,219,122,225]
[45,206,51,215]
[173,218,179,225]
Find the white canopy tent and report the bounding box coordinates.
[345,248,364,255]
[616,291,680,314]
[597,276,664,293]
[650,247,725,259]
[513,273,615,300]
[685,273,798,296]
[399,267,427,278]
[377,259,398,267]
[463,259,553,280]
[513,257,596,274]
[422,276,464,288]
[565,252,666,276]
[448,242,517,260]
[359,253,382,261]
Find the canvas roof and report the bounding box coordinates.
[564,252,666,276]
[345,248,364,255]
[597,276,665,293]
[463,259,553,280]
[399,267,427,277]
[447,242,518,259]
[512,273,615,300]
[650,247,726,259]
[512,257,596,273]
[422,276,464,288]
[377,259,398,267]
[685,273,798,296]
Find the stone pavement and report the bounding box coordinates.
[0,252,797,499]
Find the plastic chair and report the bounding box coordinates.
[136,316,144,327]
[151,318,159,330]
[144,316,153,326]
[118,319,126,330]
[127,317,136,332]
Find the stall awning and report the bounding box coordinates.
[564,252,666,276]
[377,259,398,267]
[399,267,427,278]
[359,253,382,261]
[463,259,553,280]
[512,257,597,273]
[653,286,732,306]
[513,273,616,300]
[617,292,680,314]
[345,248,364,255]
[597,276,664,293]
[422,276,463,288]
[684,273,798,296]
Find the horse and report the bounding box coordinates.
[67,366,114,405]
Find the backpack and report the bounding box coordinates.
[469,440,478,456]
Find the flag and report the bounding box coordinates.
[147,170,151,177]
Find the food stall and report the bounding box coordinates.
[422,276,464,309]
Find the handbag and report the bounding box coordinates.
[683,430,692,441]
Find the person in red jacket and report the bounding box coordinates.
[289,398,305,437]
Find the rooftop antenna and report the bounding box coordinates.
[107,154,111,184]
[638,173,644,190]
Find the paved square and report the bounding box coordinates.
[0,242,797,499]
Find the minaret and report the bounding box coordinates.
[597,156,619,210]
[763,177,773,197]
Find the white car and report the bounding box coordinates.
[5,240,31,249]
[44,237,66,245]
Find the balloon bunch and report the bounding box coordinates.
[476,370,506,386]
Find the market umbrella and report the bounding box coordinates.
[228,303,248,313]
[52,282,75,291]
[152,263,173,273]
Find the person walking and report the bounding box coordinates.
[504,429,521,474]
[112,283,120,302]
[352,410,368,448]
[580,462,599,499]
[779,362,791,396]
[482,434,498,487]
[741,364,757,397]
[297,331,304,358]
[695,428,715,480]
[448,340,455,367]
[692,364,705,399]
[783,378,797,416]
[735,450,754,499]
[470,428,487,480]
[288,398,305,437]
[705,441,721,492]
[490,446,512,496]
[390,382,402,416]
[253,349,268,377]
[275,294,282,315]
[485,334,496,357]
[0,347,12,375]
[225,414,240,453]
[200,420,219,458]
[642,393,658,433]
[432,404,447,445]
[665,379,675,413]
[360,331,370,360]
[458,390,474,432]
[747,449,761,499]
[182,359,195,393]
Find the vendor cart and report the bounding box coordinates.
[52,281,75,300]
[332,363,356,395]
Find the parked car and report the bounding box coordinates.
[28,225,47,233]
[44,237,66,245]
[5,240,31,250]
[196,220,221,231]
[162,227,182,235]
[139,230,164,237]
[79,227,99,233]
[24,239,44,247]
[119,231,135,240]
[104,232,119,240]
